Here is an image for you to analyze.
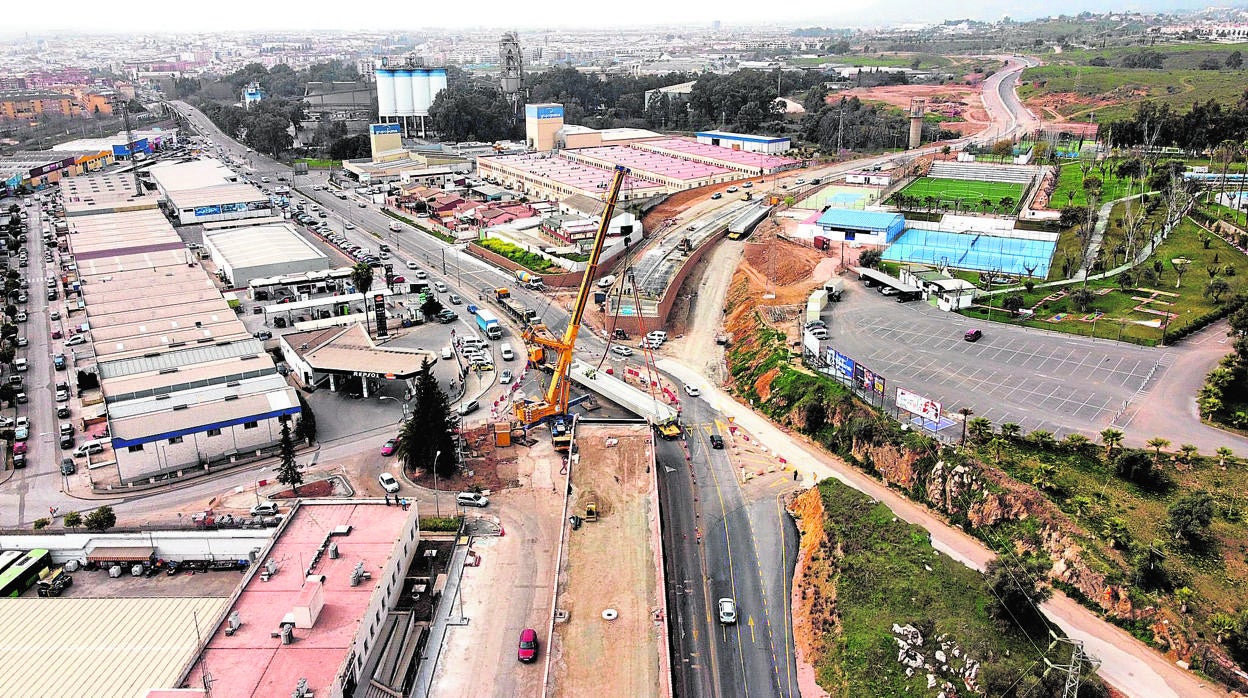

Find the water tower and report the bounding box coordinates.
[908,98,926,149]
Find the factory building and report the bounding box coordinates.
[147,158,273,225]
[695,130,792,155]
[203,223,331,288]
[60,174,298,482]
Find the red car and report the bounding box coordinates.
[517,628,538,662]
[52,329,63,339]
[380,439,396,456]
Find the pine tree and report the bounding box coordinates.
[397,359,457,478]
[276,418,302,496]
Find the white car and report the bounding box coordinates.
[65,335,88,346]
[441,346,453,360]
[646,330,668,343]
[499,369,513,384]
[718,598,737,625]
[406,260,419,270]
[610,345,634,357]
[344,222,355,230]
[684,384,701,397]
[378,472,401,494]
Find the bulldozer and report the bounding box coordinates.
[585,502,599,522]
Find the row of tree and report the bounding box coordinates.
[1108,93,1248,151]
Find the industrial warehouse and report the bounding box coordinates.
[62,173,298,483]
[148,157,274,225]
[475,102,801,201]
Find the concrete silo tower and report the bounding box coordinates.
[908,98,926,150]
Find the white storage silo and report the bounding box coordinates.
[394,69,415,117]
[375,69,398,117]
[429,68,448,105]
[412,69,431,116]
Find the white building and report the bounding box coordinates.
[203,223,331,287]
[695,130,791,155]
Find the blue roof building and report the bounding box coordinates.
[814,208,906,243]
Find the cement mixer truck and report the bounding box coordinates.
[515,270,545,291]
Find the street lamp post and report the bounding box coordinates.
[433,450,442,518]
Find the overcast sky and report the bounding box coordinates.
[5,0,1219,33]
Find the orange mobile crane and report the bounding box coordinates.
[514,165,629,448]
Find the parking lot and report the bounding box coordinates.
[829,286,1169,437]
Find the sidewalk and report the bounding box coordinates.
[657,357,1223,698]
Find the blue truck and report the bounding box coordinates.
[475,308,502,339]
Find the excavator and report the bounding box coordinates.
[514,165,629,450]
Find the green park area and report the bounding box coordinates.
[791,53,951,70]
[474,237,560,274]
[293,158,341,169]
[897,177,1024,213]
[965,215,1248,345]
[1050,163,1142,210]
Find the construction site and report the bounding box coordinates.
[548,422,668,697]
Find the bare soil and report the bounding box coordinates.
[837,84,990,134]
[550,423,662,698]
[407,423,514,492]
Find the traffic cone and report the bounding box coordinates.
[499,524,506,537]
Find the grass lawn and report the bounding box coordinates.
[967,436,1248,649]
[964,216,1248,344]
[898,177,1025,211]
[1050,162,1142,210]
[294,158,341,169]
[811,479,1048,695]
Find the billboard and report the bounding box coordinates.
[370,123,401,135]
[194,205,222,217]
[833,351,855,380]
[896,387,941,422]
[526,104,564,120]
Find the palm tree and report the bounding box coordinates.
[1176,443,1200,468]
[1210,612,1237,643]
[957,407,974,446]
[1100,428,1125,460]
[999,422,1022,441]
[967,417,992,444]
[1146,437,1171,464]
[1030,461,1060,492]
[987,437,1007,461]
[350,262,374,295]
[1100,517,1131,550]
[1174,586,1195,613]
[998,196,1015,214]
[979,197,993,213]
[1063,433,1091,454]
[923,195,936,212]
[1216,446,1234,470]
[1028,429,1055,451]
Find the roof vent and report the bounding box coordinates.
[172,404,189,411]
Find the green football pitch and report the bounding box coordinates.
[898,177,1026,211]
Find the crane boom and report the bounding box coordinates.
[516,165,630,431]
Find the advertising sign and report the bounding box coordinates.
[896,387,941,422]
[373,293,388,338]
[370,123,402,135]
[833,351,855,380]
[853,363,866,390]
[872,372,886,397]
[194,205,222,217]
[526,104,564,120]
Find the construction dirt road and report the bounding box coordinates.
[549,422,667,698]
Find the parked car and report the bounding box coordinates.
[56,406,71,419]
[684,383,701,397]
[456,491,489,508]
[378,472,401,493]
[380,439,397,456]
[65,334,87,346]
[60,458,76,476]
[517,628,539,663]
[254,330,273,340]
[964,329,983,342]
[250,502,280,517]
[611,345,634,357]
[447,294,462,305]
[710,192,722,199]
[457,400,480,416]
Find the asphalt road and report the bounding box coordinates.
[827,284,1165,438]
[659,394,799,698]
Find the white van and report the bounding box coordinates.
[14,358,27,372]
[500,343,515,361]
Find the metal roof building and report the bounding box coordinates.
[813,208,907,244]
[203,223,331,288]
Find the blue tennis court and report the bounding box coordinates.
[882,227,1057,277]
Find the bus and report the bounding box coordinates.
[0,549,51,598]
[0,550,22,576]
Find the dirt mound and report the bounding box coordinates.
[641,188,708,233]
[743,237,823,287]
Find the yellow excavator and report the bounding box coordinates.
[514,165,629,449]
